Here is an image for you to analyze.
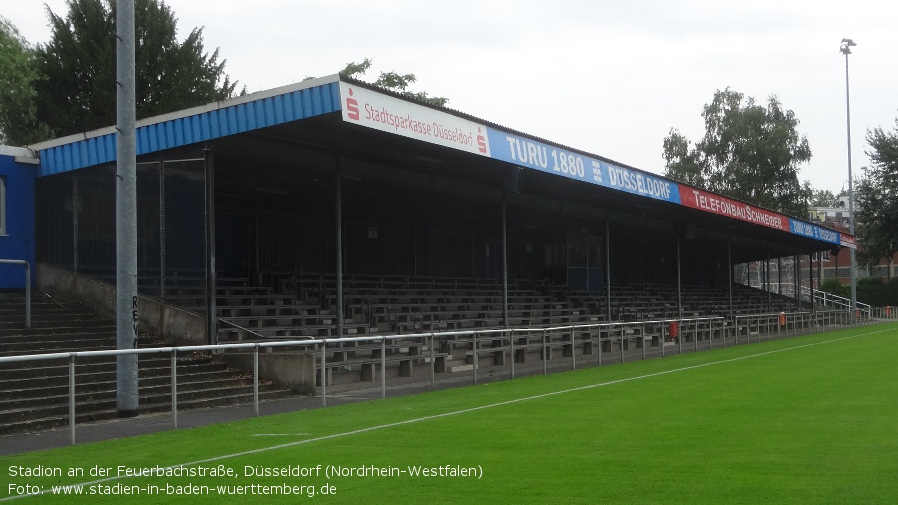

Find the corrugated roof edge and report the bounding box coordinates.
[27,74,342,153]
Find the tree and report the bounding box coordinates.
[810,189,839,208]
[856,117,898,267]
[663,88,813,217]
[0,17,52,145]
[340,58,448,107]
[34,0,240,138]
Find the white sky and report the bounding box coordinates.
[3,0,897,194]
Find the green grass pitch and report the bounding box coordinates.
[3,322,897,504]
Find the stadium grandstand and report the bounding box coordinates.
[0,74,863,432]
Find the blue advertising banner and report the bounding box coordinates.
[788,218,842,246]
[486,128,680,204]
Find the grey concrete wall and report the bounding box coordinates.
[37,263,206,345]
[220,351,316,395]
[36,263,317,392]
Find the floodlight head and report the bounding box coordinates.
[840,38,856,55]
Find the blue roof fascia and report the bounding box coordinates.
[34,76,341,177]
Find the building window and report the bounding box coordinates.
[0,176,6,236]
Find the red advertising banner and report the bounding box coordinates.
[678,186,789,231]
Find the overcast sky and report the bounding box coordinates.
[4,0,897,194]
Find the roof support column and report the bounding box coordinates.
[115,0,138,417]
[728,237,733,320]
[335,170,344,338]
[778,257,783,296]
[766,251,771,313]
[501,200,508,328]
[817,252,823,292]
[72,173,79,273]
[793,254,800,306]
[158,158,166,303]
[204,143,217,345]
[810,252,815,313]
[605,220,612,320]
[676,236,682,319]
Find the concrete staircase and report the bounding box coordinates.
[0,292,294,435]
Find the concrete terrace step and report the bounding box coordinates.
[0,289,301,436]
[0,387,292,436]
[0,367,254,401]
[0,370,279,411]
[0,354,293,436]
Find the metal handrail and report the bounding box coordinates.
[217,318,268,341]
[802,286,871,313]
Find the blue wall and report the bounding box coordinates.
[0,153,36,288]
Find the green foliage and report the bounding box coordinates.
[341,57,449,107]
[820,277,898,306]
[819,278,849,299]
[0,16,52,145]
[810,189,839,207]
[856,277,898,307]
[663,88,813,217]
[34,0,240,138]
[856,116,898,266]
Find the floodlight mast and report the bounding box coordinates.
[840,37,858,323]
[116,0,139,416]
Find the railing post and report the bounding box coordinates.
[542,329,548,375]
[661,323,666,358]
[678,321,682,354]
[571,327,577,370]
[171,349,178,429]
[620,324,624,364]
[473,332,478,385]
[693,320,698,352]
[381,336,386,399]
[510,330,516,379]
[641,322,646,360]
[69,354,76,445]
[320,341,327,407]
[708,318,712,350]
[430,334,435,389]
[24,261,30,329]
[253,344,260,417]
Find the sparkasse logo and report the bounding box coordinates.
[346,88,360,120]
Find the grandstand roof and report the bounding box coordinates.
[24,74,853,263]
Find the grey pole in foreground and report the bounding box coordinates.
[840,38,858,322]
[115,0,139,417]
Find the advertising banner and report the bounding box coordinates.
[486,129,680,204]
[788,218,843,245]
[339,82,490,157]
[678,186,789,231]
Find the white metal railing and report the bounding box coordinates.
[0,310,874,446]
[803,286,872,315]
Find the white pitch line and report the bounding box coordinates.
[2,327,893,502]
[251,433,312,437]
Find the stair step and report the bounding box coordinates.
[0,290,298,436]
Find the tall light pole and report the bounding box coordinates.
[840,37,858,322]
